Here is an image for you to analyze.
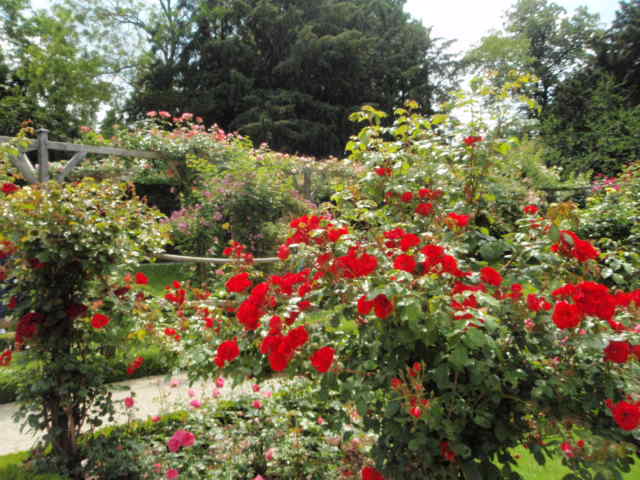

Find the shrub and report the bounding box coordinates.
[157,101,640,479]
[0,178,169,478]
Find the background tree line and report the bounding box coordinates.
[0,0,639,175]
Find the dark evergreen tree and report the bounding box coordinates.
[125,0,458,156]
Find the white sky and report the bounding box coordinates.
[404,0,620,54]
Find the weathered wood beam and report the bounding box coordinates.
[45,141,160,159]
[10,153,38,184]
[56,151,87,182]
[157,253,279,264]
[37,129,50,182]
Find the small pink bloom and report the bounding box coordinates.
[317,416,326,425]
[212,388,222,398]
[151,415,161,423]
[264,447,277,461]
[215,377,225,388]
[252,383,261,392]
[253,476,265,480]
[262,391,273,398]
[153,463,163,473]
[187,388,197,398]
[167,469,179,479]
[190,399,202,408]
[170,378,181,388]
[146,110,157,117]
[252,400,263,409]
[124,397,135,408]
[159,110,171,118]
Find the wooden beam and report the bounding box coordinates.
[37,129,49,182]
[10,153,38,184]
[157,253,279,264]
[56,151,87,182]
[45,141,160,159]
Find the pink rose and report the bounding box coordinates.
[252,400,263,409]
[215,377,225,388]
[212,388,222,398]
[166,469,179,479]
[124,397,135,408]
[187,388,197,398]
[191,399,202,408]
[252,384,261,392]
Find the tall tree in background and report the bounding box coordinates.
[465,0,601,115]
[0,0,114,138]
[118,0,458,156]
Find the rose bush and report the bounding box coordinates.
[0,178,170,478]
[156,102,640,479]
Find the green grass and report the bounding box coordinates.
[135,262,194,296]
[0,452,68,480]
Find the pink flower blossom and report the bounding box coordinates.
[187,388,197,398]
[265,447,277,461]
[170,378,181,388]
[212,388,222,398]
[252,400,263,409]
[151,415,161,423]
[159,110,171,118]
[124,397,135,408]
[153,463,163,473]
[215,377,225,388]
[146,110,157,117]
[262,391,273,398]
[166,469,179,479]
[190,399,202,408]
[168,430,196,452]
[252,383,261,392]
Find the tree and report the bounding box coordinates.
[465,0,602,115]
[0,1,113,138]
[121,0,458,156]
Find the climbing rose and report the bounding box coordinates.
[604,340,631,364]
[415,202,433,216]
[394,254,417,273]
[226,272,252,293]
[362,466,385,480]
[1,183,20,194]
[609,400,640,431]
[552,301,582,329]
[311,346,335,373]
[168,429,196,452]
[373,294,394,319]
[0,350,12,367]
[480,267,503,287]
[464,135,483,146]
[448,212,470,227]
[214,338,240,368]
[135,272,149,285]
[551,230,599,262]
[91,313,111,329]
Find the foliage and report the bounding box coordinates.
[0,451,68,480]
[577,162,640,290]
[0,1,113,138]
[158,99,640,479]
[75,0,458,157]
[0,178,170,478]
[80,379,372,479]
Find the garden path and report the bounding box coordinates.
[0,374,256,456]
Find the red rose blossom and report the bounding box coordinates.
[523,204,539,215]
[362,466,385,480]
[552,301,583,329]
[480,267,503,287]
[91,313,111,329]
[226,272,252,293]
[604,340,631,363]
[373,294,394,319]
[135,272,149,285]
[610,400,640,431]
[394,254,417,273]
[415,203,434,216]
[214,338,240,368]
[1,183,20,194]
[463,136,483,146]
[311,346,335,373]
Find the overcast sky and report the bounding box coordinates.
[404,0,619,54]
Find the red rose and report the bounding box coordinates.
[311,346,335,373]
[0,350,12,367]
[480,267,503,287]
[604,340,631,363]
[552,301,583,329]
[278,244,290,260]
[135,272,149,285]
[400,233,420,251]
[409,406,422,418]
[226,272,252,293]
[362,466,385,480]
[1,183,20,194]
[610,400,640,430]
[400,192,413,203]
[214,338,240,368]
[394,254,417,273]
[463,135,483,146]
[91,313,111,329]
[373,294,394,319]
[358,295,373,315]
[415,203,433,216]
[375,167,392,177]
[523,204,539,215]
[448,212,470,227]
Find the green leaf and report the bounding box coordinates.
[462,461,482,480]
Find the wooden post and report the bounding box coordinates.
[37,129,50,182]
